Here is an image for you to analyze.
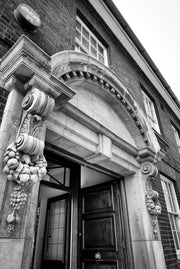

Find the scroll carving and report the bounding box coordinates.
[3,88,55,236]
[141,162,161,235]
[141,161,158,177]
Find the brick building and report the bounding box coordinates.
[0,0,180,268]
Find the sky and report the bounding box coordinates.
[112,0,180,102]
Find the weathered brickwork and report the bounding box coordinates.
[0,0,180,267]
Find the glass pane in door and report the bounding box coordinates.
[45,199,66,262]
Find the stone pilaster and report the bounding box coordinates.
[0,78,24,211]
[124,160,166,269]
[0,79,55,269]
[0,35,75,269]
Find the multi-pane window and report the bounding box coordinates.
[161,175,180,257]
[75,16,108,65]
[172,124,180,154]
[142,90,160,133]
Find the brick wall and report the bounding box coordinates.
[0,0,76,58]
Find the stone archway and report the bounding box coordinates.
[50,51,166,269]
[51,51,162,162]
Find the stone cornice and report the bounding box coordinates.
[1,35,50,80]
[25,74,75,103]
[0,35,76,106]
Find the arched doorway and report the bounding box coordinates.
[33,51,163,269]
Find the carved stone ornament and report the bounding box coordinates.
[22,87,55,117]
[141,162,161,236]
[146,189,161,216]
[3,88,55,236]
[141,161,158,177]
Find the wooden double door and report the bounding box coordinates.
[41,180,130,269]
[79,181,128,269]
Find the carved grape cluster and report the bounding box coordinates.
[6,209,21,236]
[9,186,28,210]
[7,223,15,235]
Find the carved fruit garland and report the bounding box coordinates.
[3,88,54,236]
[146,189,161,216]
[3,142,47,235]
[146,189,161,235]
[141,162,162,235]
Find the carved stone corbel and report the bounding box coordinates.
[141,161,161,236]
[3,87,55,236]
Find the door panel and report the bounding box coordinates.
[83,188,113,213]
[83,215,116,249]
[80,182,126,269]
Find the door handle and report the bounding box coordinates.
[94,252,101,264]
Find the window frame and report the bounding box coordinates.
[142,89,161,133]
[75,15,108,66]
[161,174,180,258]
[172,124,180,154]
